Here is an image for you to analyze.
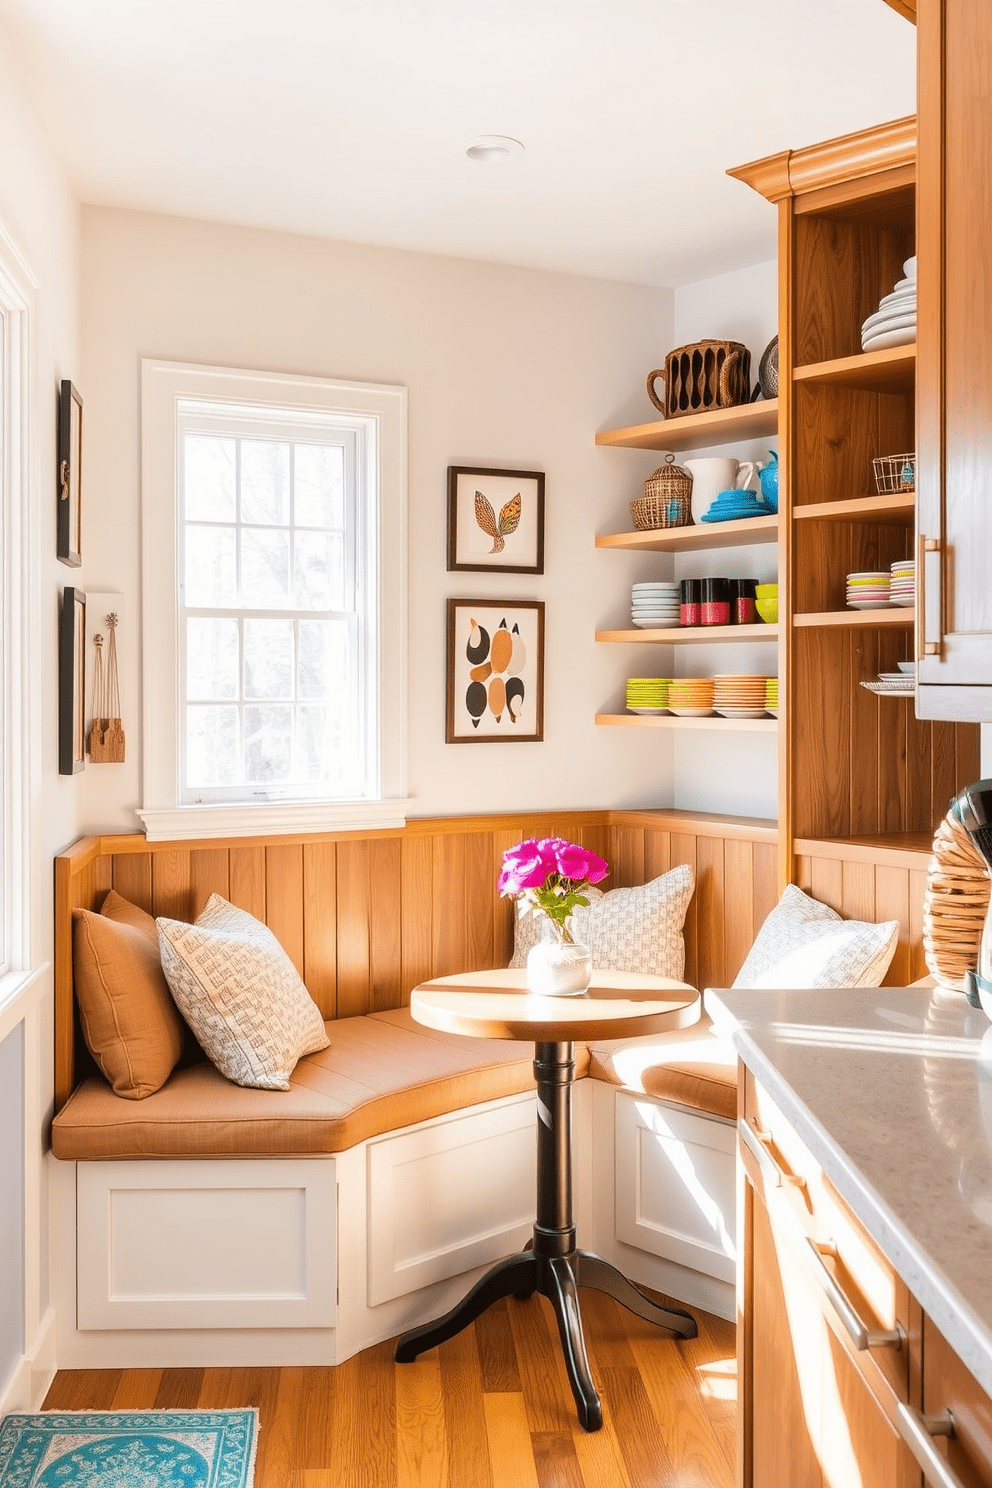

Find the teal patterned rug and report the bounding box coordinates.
[0,1409,257,1487]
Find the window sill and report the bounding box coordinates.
[0,963,50,1043]
[136,799,413,842]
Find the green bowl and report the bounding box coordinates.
[754,583,779,598]
[755,599,779,624]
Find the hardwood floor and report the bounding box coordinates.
[43,1291,736,1487]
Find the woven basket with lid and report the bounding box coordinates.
[630,453,693,531]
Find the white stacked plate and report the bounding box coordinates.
[712,674,771,719]
[631,581,680,629]
[847,571,891,609]
[861,257,917,352]
[890,558,916,608]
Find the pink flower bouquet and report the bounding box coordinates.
[498,837,609,944]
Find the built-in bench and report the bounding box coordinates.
[48,811,775,1368]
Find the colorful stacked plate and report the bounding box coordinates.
[625,677,671,716]
[667,678,715,718]
[712,674,772,719]
[846,571,891,609]
[631,581,680,629]
[699,489,770,524]
[890,559,915,608]
[765,678,779,717]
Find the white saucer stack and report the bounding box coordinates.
[890,558,915,607]
[630,582,679,629]
[861,256,916,352]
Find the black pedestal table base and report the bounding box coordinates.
[395,1040,696,1432]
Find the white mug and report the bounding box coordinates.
[682,457,757,525]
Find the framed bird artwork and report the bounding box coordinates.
[445,599,545,743]
[446,465,545,574]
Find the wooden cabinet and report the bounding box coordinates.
[918,1319,992,1486]
[740,1072,920,1488]
[729,119,980,892]
[915,0,992,719]
[739,1070,992,1488]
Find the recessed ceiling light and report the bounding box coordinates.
[465,135,524,164]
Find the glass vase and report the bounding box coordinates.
[526,937,593,997]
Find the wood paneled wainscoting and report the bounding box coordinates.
[55,808,780,1110]
[56,806,943,1111]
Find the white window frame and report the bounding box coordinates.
[0,224,35,1007]
[140,360,409,841]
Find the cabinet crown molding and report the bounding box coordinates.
[729,115,917,202]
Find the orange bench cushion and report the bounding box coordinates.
[51,1008,592,1161]
[586,1013,737,1122]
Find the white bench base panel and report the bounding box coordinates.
[51,1079,736,1370]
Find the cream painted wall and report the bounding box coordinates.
[669,259,780,822]
[80,207,681,829]
[0,21,81,1407]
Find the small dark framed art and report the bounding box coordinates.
[59,587,86,774]
[446,465,545,574]
[57,379,83,567]
[446,598,544,743]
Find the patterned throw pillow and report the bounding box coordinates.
[732,883,899,990]
[509,865,694,982]
[157,894,329,1090]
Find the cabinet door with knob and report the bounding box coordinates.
[916,0,992,718]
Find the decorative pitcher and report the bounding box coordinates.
[757,451,779,512]
[682,457,757,526]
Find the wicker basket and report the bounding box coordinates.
[647,340,751,420]
[630,455,693,531]
[923,807,991,991]
[873,452,916,493]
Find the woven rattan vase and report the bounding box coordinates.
[923,808,992,991]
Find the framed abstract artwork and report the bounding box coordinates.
[59,586,86,774]
[446,465,545,574]
[57,379,83,567]
[446,598,544,743]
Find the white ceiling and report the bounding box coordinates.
[0,0,916,287]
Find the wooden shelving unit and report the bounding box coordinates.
[595,399,778,453]
[733,117,980,888]
[596,623,778,645]
[596,515,777,553]
[793,608,914,629]
[596,713,777,733]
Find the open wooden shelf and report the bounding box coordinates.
[794,492,914,524]
[793,608,914,629]
[795,832,935,870]
[596,515,778,553]
[793,345,915,393]
[596,713,777,733]
[596,624,778,644]
[595,399,779,452]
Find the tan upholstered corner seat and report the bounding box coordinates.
[51,1007,583,1162]
[585,1012,737,1122]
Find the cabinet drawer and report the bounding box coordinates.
[816,1175,912,1403]
[743,1071,911,1402]
[921,1318,992,1487]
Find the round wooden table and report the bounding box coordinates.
[395,968,701,1432]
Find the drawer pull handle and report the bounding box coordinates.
[804,1237,904,1352]
[896,1405,964,1488]
[739,1119,807,1190]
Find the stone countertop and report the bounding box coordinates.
[705,984,992,1397]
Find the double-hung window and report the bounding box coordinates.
[141,362,407,840]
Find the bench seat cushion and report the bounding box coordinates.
[52,1007,583,1161]
[586,1013,737,1121]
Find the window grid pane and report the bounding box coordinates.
[181,427,361,800]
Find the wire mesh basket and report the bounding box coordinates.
[872,452,916,493]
